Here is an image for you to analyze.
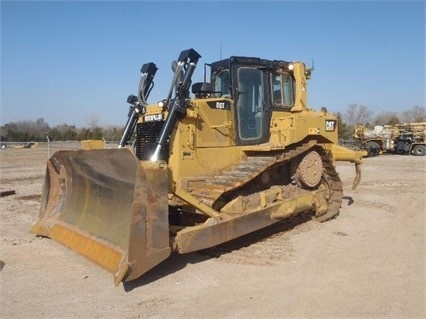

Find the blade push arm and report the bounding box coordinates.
[150,49,201,161]
[118,62,158,148]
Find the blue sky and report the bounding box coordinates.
[1,1,425,127]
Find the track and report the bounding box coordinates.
[185,142,343,221]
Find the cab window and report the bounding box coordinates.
[271,72,294,108]
[213,69,231,97]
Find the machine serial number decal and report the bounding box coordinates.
[207,100,231,110]
[325,120,337,132]
[144,114,163,122]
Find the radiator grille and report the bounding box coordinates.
[135,122,168,161]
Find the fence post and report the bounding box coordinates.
[46,136,50,160]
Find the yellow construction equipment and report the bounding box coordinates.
[80,139,105,150]
[1,142,38,149]
[31,49,364,285]
[354,123,426,156]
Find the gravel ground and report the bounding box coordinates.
[0,143,424,319]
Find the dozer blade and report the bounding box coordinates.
[30,149,170,286]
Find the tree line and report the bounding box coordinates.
[337,105,425,140]
[1,105,424,142]
[0,118,124,142]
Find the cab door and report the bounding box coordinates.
[233,66,269,145]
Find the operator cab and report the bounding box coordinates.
[192,57,295,145]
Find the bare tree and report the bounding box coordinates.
[336,112,351,140]
[400,106,426,123]
[86,113,100,129]
[103,125,124,141]
[343,104,373,127]
[84,113,103,140]
[372,111,400,126]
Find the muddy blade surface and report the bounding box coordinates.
[31,149,170,285]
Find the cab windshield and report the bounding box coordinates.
[236,67,264,140]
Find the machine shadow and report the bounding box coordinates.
[123,212,313,291]
[123,251,210,291]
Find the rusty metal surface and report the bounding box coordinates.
[124,160,170,283]
[31,149,170,285]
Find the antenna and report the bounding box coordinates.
[220,42,222,60]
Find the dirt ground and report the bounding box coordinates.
[0,143,424,319]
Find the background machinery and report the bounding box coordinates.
[32,49,364,285]
[354,123,426,157]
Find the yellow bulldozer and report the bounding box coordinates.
[31,49,364,286]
